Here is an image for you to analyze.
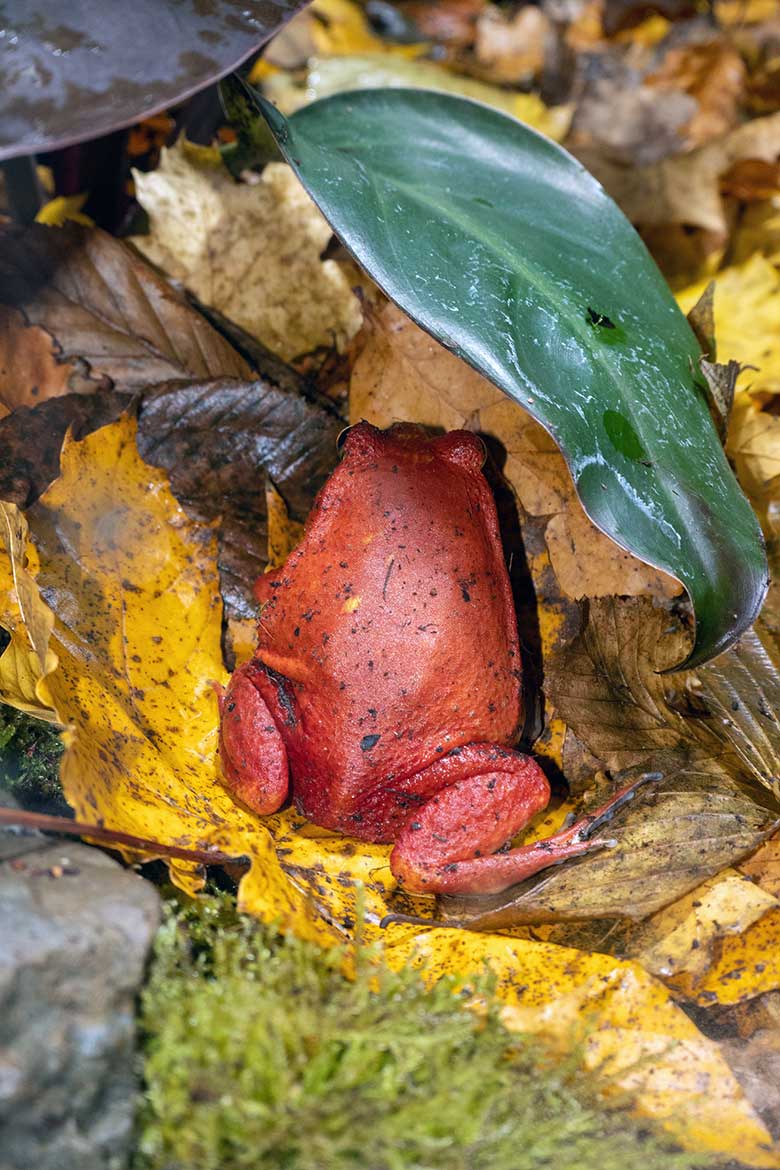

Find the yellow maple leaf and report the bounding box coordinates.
[13,415,337,945]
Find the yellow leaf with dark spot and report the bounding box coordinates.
[672,907,780,1007]
[266,479,305,570]
[384,928,780,1166]
[15,415,339,946]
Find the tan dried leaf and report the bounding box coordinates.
[0,306,73,418]
[132,144,362,362]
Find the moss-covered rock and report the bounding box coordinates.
[136,895,707,1170]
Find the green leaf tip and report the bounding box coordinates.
[245,83,768,669]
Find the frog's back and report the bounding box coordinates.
[254,423,522,830]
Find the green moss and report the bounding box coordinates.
[137,895,708,1170]
[0,702,65,810]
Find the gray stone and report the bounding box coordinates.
[0,830,161,1170]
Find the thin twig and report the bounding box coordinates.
[0,807,248,867]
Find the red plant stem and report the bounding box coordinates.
[0,807,248,867]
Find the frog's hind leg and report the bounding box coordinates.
[389,744,648,895]
[218,661,290,815]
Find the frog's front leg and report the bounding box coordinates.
[389,744,647,895]
[218,661,289,815]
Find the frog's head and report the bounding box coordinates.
[337,421,486,473]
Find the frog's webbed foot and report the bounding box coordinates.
[218,661,290,815]
[389,746,654,896]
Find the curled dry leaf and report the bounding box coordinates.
[0,223,250,407]
[132,145,362,362]
[0,502,57,718]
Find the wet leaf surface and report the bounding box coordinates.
[0,0,308,159]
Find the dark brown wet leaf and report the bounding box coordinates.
[135,378,342,620]
[0,1,307,160]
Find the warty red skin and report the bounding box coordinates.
[219,422,615,895]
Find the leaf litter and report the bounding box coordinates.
[7,0,780,1159]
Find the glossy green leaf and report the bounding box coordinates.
[243,82,767,668]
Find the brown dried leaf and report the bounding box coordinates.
[646,40,746,149]
[0,306,73,418]
[548,597,706,770]
[399,0,484,47]
[740,831,780,897]
[721,159,780,201]
[577,112,780,236]
[0,223,251,395]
